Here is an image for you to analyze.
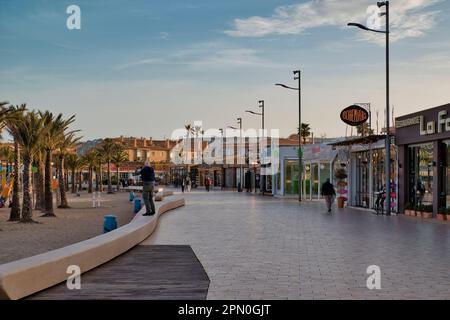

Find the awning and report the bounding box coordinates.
[328,134,387,147]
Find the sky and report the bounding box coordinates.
[1,0,450,141]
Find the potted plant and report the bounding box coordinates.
[334,168,348,209]
[422,205,433,219]
[414,204,423,217]
[404,202,414,216]
[436,207,447,221]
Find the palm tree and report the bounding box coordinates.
[8,111,47,223]
[111,146,128,192]
[99,138,118,194]
[94,150,104,192]
[66,153,84,194]
[34,148,46,211]
[56,131,81,208]
[82,150,98,193]
[185,124,194,138]
[298,123,312,144]
[4,104,27,221]
[39,111,76,217]
[356,123,374,137]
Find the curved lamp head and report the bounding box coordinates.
[347,22,371,31]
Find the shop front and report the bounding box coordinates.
[396,103,450,216]
[330,135,398,212]
[272,142,338,199]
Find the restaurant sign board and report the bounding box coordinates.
[340,105,369,126]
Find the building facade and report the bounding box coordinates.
[396,103,450,216]
[272,139,338,199]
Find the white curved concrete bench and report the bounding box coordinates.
[155,190,174,201]
[0,197,185,300]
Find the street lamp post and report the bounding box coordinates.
[347,1,390,215]
[246,100,266,194]
[276,70,302,202]
[228,117,243,192]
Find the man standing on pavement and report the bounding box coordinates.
[321,178,336,213]
[141,161,156,216]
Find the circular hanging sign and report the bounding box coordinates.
[340,105,369,126]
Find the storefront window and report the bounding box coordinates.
[442,140,450,208]
[319,162,330,197]
[304,164,311,198]
[372,149,385,195]
[408,143,433,207]
[355,151,370,208]
[284,160,299,195]
[311,163,319,198]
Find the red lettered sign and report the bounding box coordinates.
[340,105,369,126]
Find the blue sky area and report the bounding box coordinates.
[1,0,449,140]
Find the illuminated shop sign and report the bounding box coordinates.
[419,110,450,136]
[397,110,450,136]
[340,105,369,126]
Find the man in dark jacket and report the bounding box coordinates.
[140,161,156,216]
[321,178,336,213]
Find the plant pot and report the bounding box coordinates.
[404,210,412,216]
[436,213,446,221]
[422,212,433,219]
[337,197,345,209]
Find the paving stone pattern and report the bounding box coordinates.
[144,191,450,300]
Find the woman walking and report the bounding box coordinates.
[321,178,336,213]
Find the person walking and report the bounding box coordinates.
[205,176,211,192]
[186,176,191,192]
[181,176,185,193]
[140,161,156,216]
[321,178,336,213]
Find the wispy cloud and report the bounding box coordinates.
[225,0,443,44]
[114,42,286,71]
[187,48,284,69]
[113,58,165,70]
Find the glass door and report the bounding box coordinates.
[408,143,434,207]
[304,163,311,199]
[312,163,319,199]
[284,160,299,195]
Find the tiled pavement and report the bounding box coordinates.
[144,190,450,300]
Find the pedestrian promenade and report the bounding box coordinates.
[143,190,450,299]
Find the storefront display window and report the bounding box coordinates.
[408,143,434,206]
[284,160,299,195]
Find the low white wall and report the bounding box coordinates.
[0,196,185,300]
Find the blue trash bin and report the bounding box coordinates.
[134,198,142,213]
[129,191,135,202]
[103,215,117,233]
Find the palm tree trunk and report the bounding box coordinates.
[9,141,21,221]
[95,168,99,192]
[71,168,76,193]
[88,166,93,193]
[116,166,120,192]
[107,161,113,193]
[20,155,34,223]
[35,160,44,210]
[99,165,103,192]
[78,171,83,193]
[39,160,45,210]
[58,154,70,208]
[42,149,55,217]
